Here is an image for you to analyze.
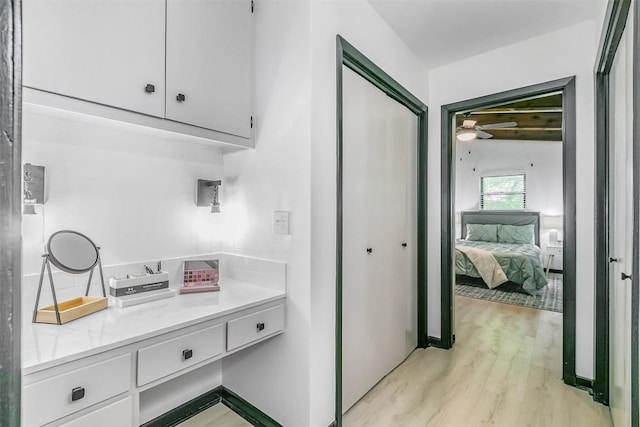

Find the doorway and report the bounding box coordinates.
[334,35,428,427]
[594,0,639,422]
[439,77,578,385]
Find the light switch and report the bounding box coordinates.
[274,211,290,235]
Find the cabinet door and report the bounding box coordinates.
[166,0,252,138]
[23,0,166,117]
[60,396,133,427]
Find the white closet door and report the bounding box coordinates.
[342,67,418,412]
[609,11,634,427]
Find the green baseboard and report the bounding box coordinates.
[221,387,282,427]
[427,335,453,349]
[576,376,595,396]
[142,386,282,427]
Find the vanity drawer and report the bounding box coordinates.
[227,304,285,351]
[22,354,131,427]
[137,323,224,386]
[60,396,133,427]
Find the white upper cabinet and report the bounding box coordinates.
[166,0,252,138]
[23,0,166,117]
[23,0,253,143]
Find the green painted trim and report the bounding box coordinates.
[594,0,632,406]
[335,35,344,426]
[576,376,595,395]
[427,336,448,349]
[595,0,632,74]
[141,387,223,427]
[0,0,22,425]
[141,386,282,427]
[593,72,610,405]
[632,1,640,424]
[221,387,282,427]
[335,34,429,426]
[440,77,578,386]
[339,37,427,115]
[562,77,578,387]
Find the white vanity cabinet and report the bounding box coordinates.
[166,0,252,138]
[59,397,134,427]
[23,0,253,142]
[23,0,166,118]
[22,285,285,427]
[137,324,224,386]
[22,355,132,427]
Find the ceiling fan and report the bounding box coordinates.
[456,119,518,141]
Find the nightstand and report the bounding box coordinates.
[545,244,563,275]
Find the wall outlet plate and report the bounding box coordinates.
[274,211,290,235]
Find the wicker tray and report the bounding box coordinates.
[34,296,108,325]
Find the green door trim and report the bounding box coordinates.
[439,76,578,385]
[594,0,632,406]
[0,0,23,425]
[335,35,428,426]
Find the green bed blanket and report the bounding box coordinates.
[455,239,548,295]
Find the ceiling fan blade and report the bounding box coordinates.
[478,121,517,130]
[462,119,477,128]
[476,130,494,139]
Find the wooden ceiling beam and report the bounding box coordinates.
[483,93,563,110]
[455,112,562,129]
[482,129,562,141]
[470,107,562,114]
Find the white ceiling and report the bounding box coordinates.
[368,0,603,69]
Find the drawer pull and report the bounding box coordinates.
[71,387,85,402]
[145,83,155,93]
[256,322,265,332]
[182,349,193,360]
[176,93,186,102]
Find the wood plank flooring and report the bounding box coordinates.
[344,295,613,427]
[177,403,251,427]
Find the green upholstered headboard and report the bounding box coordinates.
[460,211,541,246]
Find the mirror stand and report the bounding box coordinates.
[32,248,107,325]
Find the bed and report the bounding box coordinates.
[455,211,548,295]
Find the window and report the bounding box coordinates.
[480,174,526,210]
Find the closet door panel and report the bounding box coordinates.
[342,67,418,412]
[609,12,633,427]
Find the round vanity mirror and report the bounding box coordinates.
[47,230,99,274]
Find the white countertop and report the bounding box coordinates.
[22,279,285,375]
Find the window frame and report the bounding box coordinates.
[480,173,527,210]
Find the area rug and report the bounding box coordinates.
[455,273,563,313]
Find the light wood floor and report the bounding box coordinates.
[177,403,251,427]
[344,295,613,427]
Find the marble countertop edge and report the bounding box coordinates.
[22,279,286,375]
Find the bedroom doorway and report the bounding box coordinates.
[440,77,578,386]
[453,95,563,314]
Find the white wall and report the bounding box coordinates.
[309,1,429,425]
[22,104,225,276]
[428,20,599,378]
[455,139,563,244]
[219,1,313,426]
[221,1,429,425]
